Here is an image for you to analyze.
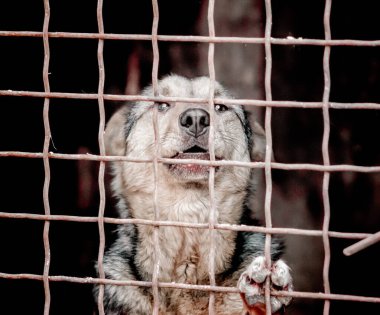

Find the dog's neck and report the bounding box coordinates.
[112,164,252,282]
[125,181,247,225]
[124,183,246,283]
[111,162,252,223]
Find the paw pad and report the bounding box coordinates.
[238,257,293,313]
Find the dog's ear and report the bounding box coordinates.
[104,106,128,156]
[250,121,273,162]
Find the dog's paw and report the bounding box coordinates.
[237,256,293,314]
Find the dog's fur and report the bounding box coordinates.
[94,75,292,314]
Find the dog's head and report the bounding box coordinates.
[105,75,266,189]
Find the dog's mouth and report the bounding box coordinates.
[167,145,221,179]
[172,145,210,159]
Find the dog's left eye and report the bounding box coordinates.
[157,102,171,112]
[215,104,229,112]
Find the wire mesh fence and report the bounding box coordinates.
[0,0,379,314]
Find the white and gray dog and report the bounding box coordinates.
[95,75,293,314]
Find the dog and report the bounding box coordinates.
[94,75,293,314]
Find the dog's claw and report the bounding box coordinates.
[238,256,293,314]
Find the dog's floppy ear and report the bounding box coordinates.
[104,106,128,156]
[250,121,270,162]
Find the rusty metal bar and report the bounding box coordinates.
[96,1,106,314]
[0,272,379,305]
[151,1,161,314]
[321,1,333,314]
[0,210,375,240]
[1,30,380,47]
[42,1,52,314]
[207,0,217,313]
[2,151,380,174]
[344,230,380,256]
[1,89,380,110]
[263,0,274,313]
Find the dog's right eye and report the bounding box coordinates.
[157,102,171,112]
[215,104,229,112]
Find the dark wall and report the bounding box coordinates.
[270,1,380,314]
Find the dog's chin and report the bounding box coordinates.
[166,152,220,183]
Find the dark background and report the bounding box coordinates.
[0,1,379,314]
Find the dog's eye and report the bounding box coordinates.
[157,102,171,112]
[215,104,229,112]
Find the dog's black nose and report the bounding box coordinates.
[179,108,210,138]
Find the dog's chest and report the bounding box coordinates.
[136,196,232,283]
[169,226,209,283]
[152,226,219,283]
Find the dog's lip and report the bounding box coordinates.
[170,152,222,161]
[173,152,209,160]
[170,146,222,160]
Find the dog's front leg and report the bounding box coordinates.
[237,256,293,314]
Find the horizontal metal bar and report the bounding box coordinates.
[344,230,380,256]
[1,151,380,173]
[1,31,380,47]
[1,90,380,110]
[0,211,373,240]
[0,272,379,304]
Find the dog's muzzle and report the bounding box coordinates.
[164,108,220,181]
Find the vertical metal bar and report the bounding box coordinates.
[263,0,274,314]
[42,1,52,314]
[207,1,216,314]
[151,1,161,314]
[96,1,106,314]
[322,1,332,314]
